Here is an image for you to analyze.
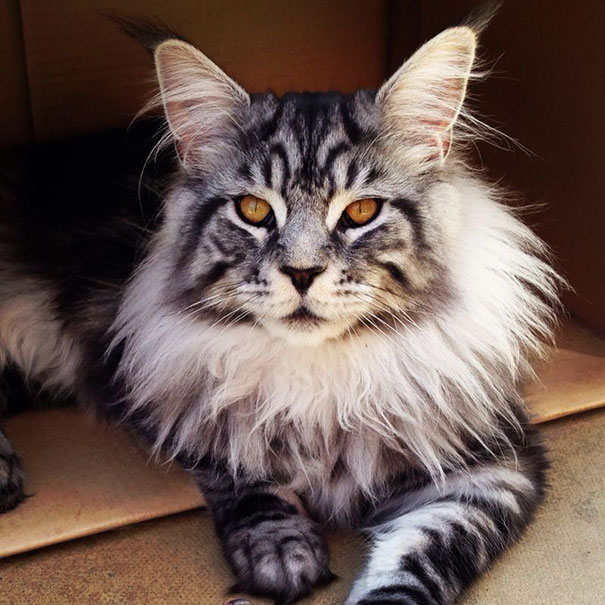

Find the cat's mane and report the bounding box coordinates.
[111,170,559,500]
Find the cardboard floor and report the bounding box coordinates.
[1,408,603,605]
[0,410,203,558]
[2,319,604,562]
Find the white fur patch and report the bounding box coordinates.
[111,172,560,504]
[0,283,81,394]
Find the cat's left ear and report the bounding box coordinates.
[153,40,250,170]
[376,26,476,166]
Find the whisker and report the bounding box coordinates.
[179,293,242,322]
[181,288,238,313]
[350,291,411,330]
[205,295,261,332]
[361,282,434,317]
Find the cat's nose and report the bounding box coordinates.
[280,264,326,293]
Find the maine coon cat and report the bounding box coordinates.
[0,18,560,605]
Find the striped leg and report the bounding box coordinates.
[346,435,546,605]
[0,427,24,513]
[0,369,25,513]
[192,461,333,605]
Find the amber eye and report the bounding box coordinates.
[343,198,380,227]
[237,195,274,226]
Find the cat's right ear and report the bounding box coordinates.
[153,40,250,169]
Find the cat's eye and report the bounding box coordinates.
[237,195,274,227]
[342,198,380,227]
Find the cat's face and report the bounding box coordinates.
[154,31,475,346]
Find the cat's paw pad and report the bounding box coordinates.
[224,512,334,604]
[0,450,24,513]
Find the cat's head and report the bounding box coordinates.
[151,27,478,346]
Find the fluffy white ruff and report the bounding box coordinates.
[0,282,81,394]
[112,173,559,496]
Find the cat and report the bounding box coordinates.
[0,17,561,605]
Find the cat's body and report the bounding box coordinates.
[0,21,560,605]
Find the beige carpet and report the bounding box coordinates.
[1,408,603,605]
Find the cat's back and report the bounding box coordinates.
[0,122,170,286]
[0,122,172,398]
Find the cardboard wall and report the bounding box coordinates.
[16,0,392,142]
[479,0,605,333]
[0,0,32,146]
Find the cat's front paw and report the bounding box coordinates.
[220,495,334,605]
[0,437,25,513]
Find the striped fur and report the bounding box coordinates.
[346,426,546,604]
[0,21,560,605]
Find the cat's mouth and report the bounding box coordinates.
[282,306,324,325]
[266,305,348,345]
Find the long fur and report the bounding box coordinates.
[111,171,559,504]
[0,19,562,604]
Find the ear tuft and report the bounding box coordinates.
[108,15,185,54]
[153,40,250,170]
[377,26,477,167]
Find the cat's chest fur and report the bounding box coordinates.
[217,397,399,513]
[115,301,508,510]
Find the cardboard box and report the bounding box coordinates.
[0,0,604,597]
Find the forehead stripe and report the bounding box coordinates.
[345,160,359,189]
[255,102,284,143]
[261,156,273,188]
[270,142,291,198]
[322,142,350,176]
[339,101,363,143]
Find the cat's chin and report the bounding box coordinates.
[262,317,351,347]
